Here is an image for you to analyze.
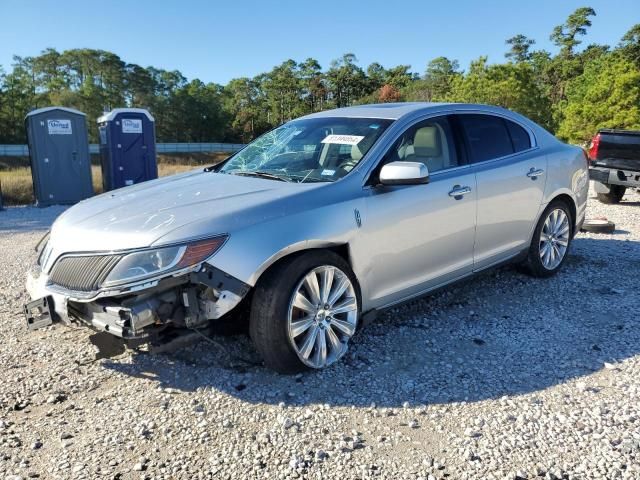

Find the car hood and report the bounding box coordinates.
[50,169,320,253]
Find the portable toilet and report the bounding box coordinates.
[97,108,157,191]
[25,107,93,207]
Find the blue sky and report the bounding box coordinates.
[0,0,637,84]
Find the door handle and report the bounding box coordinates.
[448,185,472,200]
[526,168,544,179]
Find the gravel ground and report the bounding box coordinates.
[1,188,639,480]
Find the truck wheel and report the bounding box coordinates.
[521,201,573,278]
[596,185,626,204]
[250,251,361,374]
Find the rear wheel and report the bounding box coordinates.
[521,201,573,278]
[596,185,626,204]
[249,251,360,373]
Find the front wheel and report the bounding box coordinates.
[249,251,360,373]
[521,201,573,278]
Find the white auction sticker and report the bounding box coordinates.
[47,119,72,135]
[321,134,364,145]
[122,118,143,133]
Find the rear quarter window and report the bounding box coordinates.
[459,114,514,163]
[506,120,532,152]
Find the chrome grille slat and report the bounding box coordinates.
[96,256,122,287]
[77,258,90,290]
[49,254,124,292]
[69,258,83,289]
[83,257,97,290]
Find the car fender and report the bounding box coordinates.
[541,146,588,221]
[206,198,363,288]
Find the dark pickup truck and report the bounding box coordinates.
[588,129,640,204]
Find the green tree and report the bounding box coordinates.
[162,80,226,142]
[384,65,413,90]
[557,53,640,143]
[360,63,413,103]
[550,7,596,57]
[326,53,368,108]
[299,58,326,113]
[425,57,460,100]
[447,57,553,129]
[1,56,39,142]
[578,44,610,66]
[542,7,598,127]
[222,77,268,142]
[148,68,187,141]
[619,24,640,67]
[505,34,536,62]
[366,62,386,91]
[0,66,7,142]
[402,57,459,102]
[124,63,156,108]
[262,59,303,125]
[33,48,67,97]
[98,51,126,111]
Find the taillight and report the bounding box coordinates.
[588,133,601,161]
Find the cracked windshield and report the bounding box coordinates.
[220,117,393,182]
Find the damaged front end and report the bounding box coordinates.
[68,265,250,342]
[25,234,251,343]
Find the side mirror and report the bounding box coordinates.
[379,161,429,186]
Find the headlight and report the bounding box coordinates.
[35,231,51,266]
[102,235,227,287]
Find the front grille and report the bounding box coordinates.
[48,254,124,292]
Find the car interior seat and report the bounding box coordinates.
[328,141,365,173]
[404,125,450,172]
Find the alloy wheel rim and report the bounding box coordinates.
[539,208,570,270]
[287,265,358,369]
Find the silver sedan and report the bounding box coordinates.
[25,103,589,373]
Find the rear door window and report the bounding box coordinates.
[458,114,514,163]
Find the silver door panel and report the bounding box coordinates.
[473,150,548,270]
[360,169,477,309]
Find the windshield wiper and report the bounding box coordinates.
[230,171,291,182]
[285,173,331,183]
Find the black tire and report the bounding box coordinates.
[581,219,616,234]
[521,200,574,278]
[249,250,361,374]
[596,185,626,204]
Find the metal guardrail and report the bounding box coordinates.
[0,142,245,157]
[157,142,245,153]
[0,145,29,156]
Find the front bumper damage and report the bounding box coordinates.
[25,263,251,342]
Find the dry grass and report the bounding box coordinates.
[0,152,230,206]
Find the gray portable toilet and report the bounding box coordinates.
[25,107,93,207]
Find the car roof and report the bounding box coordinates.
[300,102,512,121]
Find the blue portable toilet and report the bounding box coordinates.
[97,108,157,191]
